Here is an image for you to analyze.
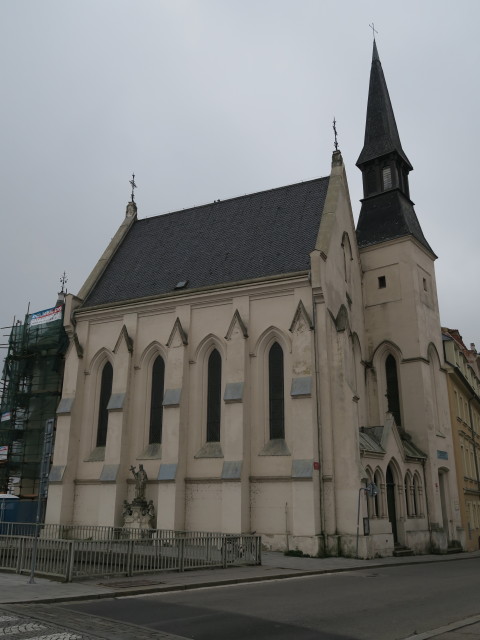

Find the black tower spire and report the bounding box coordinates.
[356,41,434,255]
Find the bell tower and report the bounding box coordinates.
[356,40,461,552]
[356,41,433,255]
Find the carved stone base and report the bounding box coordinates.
[122,499,155,531]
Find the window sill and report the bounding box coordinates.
[138,443,162,460]
[84,446,105,462]
[259,439,291,457]
[195,442,224,459]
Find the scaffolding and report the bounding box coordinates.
[0,302,67,497]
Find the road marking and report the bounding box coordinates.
[401,613,480,640]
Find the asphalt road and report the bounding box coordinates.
[58,557,480,640]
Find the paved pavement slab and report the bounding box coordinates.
[1,604,190,640]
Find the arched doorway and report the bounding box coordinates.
[386,465,398,544]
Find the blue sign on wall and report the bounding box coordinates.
[437,450,448,460]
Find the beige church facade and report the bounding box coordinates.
[46,42,463,558]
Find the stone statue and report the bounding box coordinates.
[130,464,148,502]
[147,500,155,519]
[122,500,132,517]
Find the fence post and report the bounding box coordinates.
[66,541,75,582]
[127,539,134,577]
[16,537,24,574]
[178,537,185,572]
[206,536,211,563]
[222,538,227,569]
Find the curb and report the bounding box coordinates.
[2,552,479,605]
[401,613,480,640]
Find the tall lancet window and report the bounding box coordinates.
[97,361,113,447]
[206,349,222,442]
[269,342,285,439]
[149,356,165,444]
[385,354,401,427]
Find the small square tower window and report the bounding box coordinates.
[378,276,386,289]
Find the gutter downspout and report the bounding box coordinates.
[467,396,480,491]
[312,286,327,553]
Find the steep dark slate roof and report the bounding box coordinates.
[356,190,435,255]
[356,41,412,169]
[83,177,329,307]
[355,41,434,256]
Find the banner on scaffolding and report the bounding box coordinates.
[29,305,63,327]
[0,412,11,423]
[0,446,8,460]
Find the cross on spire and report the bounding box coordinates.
[369,23,378,40]
[129,173,137,203]
[333,118,339,151]
[59,271,68,294]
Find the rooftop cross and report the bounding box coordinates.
[59,272,68,294]
[129,173,137,203]
[369,23,378,40]
[333,118,339,151]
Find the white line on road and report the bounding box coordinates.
[401,613,480,640]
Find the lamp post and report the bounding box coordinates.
[356,482,378,559]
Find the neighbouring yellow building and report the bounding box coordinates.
[442,329,480,551]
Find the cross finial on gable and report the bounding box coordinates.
[59,271,68,294]
[333,118,339,151]
[129,173,137,203]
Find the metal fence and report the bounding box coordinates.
[0,522,175,540]
[0,530,261,582]
[0,522,226,541]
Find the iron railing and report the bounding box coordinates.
[0,531,261,582]
[0,522,226,540]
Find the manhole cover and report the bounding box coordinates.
[99,579,164,588]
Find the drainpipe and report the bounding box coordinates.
[311,287,327,552]
[467,396,480,490]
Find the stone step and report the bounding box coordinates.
[393,545,414,557]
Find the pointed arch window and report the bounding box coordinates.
[96,361,113,447]
[374,470,383,518]
[149,356,165,444]
[342,233,352,284]
[405,473,413,517]
[385,354,401,427]
[269,342,285,440]
[206,349,222,442]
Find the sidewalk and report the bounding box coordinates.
[0,550,479,638]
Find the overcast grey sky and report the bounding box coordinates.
[1,0,479,352]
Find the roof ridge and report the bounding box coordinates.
[140,175,329,222]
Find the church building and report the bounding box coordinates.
[46,41,462,557]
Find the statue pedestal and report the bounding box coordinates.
[122,499,155,533]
